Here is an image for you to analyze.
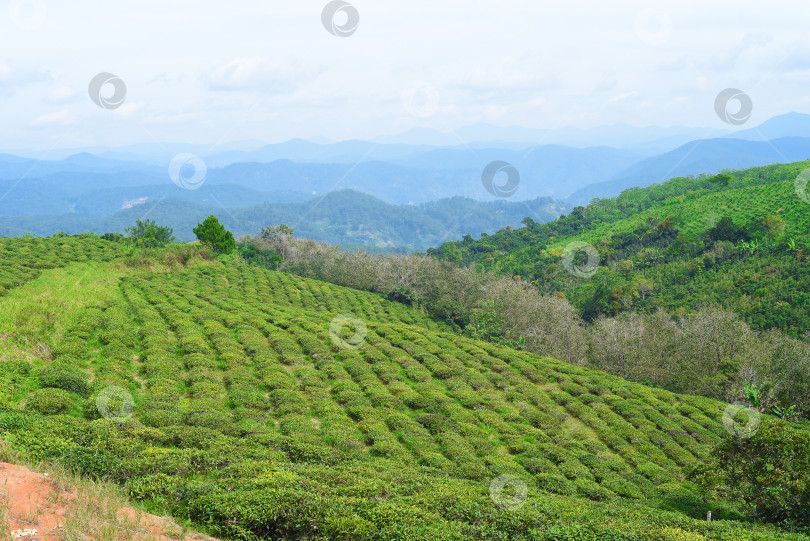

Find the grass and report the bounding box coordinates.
[0,262,126,354]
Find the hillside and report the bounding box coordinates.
[0,236,806,539]
[432,161,810,338]
[568,137,810,204]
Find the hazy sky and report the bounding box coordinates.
[2,0,810,150]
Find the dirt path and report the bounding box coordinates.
[0,462,216,541]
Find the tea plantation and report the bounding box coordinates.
[0,237,807,539]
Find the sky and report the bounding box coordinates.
[2,0,810,151]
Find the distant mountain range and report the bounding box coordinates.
[2,112,810,247]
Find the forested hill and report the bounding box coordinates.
[0,189,566,251]
[429,161,810,338]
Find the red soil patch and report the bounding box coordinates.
[0,462,216,540]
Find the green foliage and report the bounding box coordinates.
[430,161,810,339]
[38,364,91,397]
[745,381,764,410]
[236,243,281,269]
[707,216,749,243]
[465,304,524,349]
[27,388,74,415]
[101,232,126,242]
[1,237,808,539]
[125,219,175,248]
[386,286,418,305]
[193,215,235,254]
[773,405,800,422]
[695,421,810,527]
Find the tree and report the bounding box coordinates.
[125,219,174,248]
[709,173,731,187]
[193,216,235,254]
[706,216,748,244]
[260,224,295,260]
[694,421,810,526]
[436,241,462,262]
[762,215,787,242]
[261,224,294,239]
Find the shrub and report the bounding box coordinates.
[27,388,74,415]
[37,364,92,397]
[536,473,576,496]
[574,478,617,502]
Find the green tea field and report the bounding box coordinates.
[0,237,805,539]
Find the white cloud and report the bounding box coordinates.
[0,58,48,96]
[42,85,77,104]
[31,110,75,127]
[774,45,810,72]
[607,91,639,104]
[455,56,559,97]
[144,112,201,124]
[203,57,324,92]
[112,102,145,118]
